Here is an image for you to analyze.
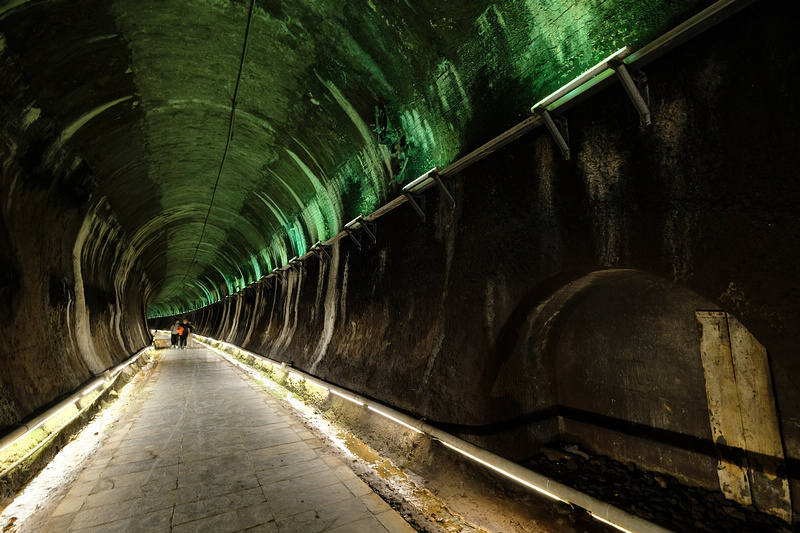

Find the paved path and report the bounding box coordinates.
[41,346,415,533]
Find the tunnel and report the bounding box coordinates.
[1,0,800,530]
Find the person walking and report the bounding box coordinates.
[179,318,194,349]
[170,319,181,348]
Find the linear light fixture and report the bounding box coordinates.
[402,167,440,193]
[329,388,364,406]
[0,347,153,454]
[532,46,631,112]
[344,216,362,229]
[438,441,564,502]
[590,512,633,533]
[367,406,423,434]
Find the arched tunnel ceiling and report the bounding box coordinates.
[0,0,709,317]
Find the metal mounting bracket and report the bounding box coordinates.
[403,191,427,222]
[343,215,377,251]
[364,221,377,243]
[401,168,454,223]
[611,61,651,125]
[534,108,570,160]
[286,256,307,274]
[431,172,456,207]
[343,227,362,251]
[345,215,376,244]
[311,242,332,263]
[360,223,376,244]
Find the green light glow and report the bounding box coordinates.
[141,0,711,317]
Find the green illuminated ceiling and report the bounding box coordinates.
[0,0,707,316]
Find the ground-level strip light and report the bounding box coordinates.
[367,406,423,434]
[328,389,364,406]
[0,347,154,455]
[0,387,97,454]
[438,441,564,502]
[591,511,633,533]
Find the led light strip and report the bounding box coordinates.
[532,46,631,111]
[367,406,423,434]
[438,441,564,502]
[0,347,154,455]
[591,512,634,533]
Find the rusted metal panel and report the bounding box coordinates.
[697,311,792,520]
[696,311,753,506]
[727,315,792,521]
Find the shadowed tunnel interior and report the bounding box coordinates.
[2,0,800,528]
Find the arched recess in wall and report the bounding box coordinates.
[527,269,791,520]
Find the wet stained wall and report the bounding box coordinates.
[0,43,151,427]
[170,2,800,519]
[0,0,715,428]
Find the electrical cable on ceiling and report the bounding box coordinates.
[164,0,257,309]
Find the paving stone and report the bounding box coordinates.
[180,433,244,454]
[64,480,96,499]
[254,457,329,484]
[107,449,179,467]
[41,512,76,533]
[375,509,418,533]
[177,473,262,505]
[70,508,173,533]
[268,482,356,520]
[90,464,178,493]
[75,466,105,483]
[275,496,375,533]
[67,492,176,530]
[328,459,360,482]
[241,424,298,442]
[261,468,342,500]
[178,454,255,487]
[249,445,318,473]
[173,502,277,533]
[242,428,304,451]
[179,441,248,463]
[83,471,176,509]
[173,486,266,525]
[99,456,176,479]
[36,347,410,533]
[360,491,392,514]
[51,495,84,516]
[345,476,376,498]
[328,516,390,533]
[294,428,318,441]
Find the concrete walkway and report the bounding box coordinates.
[41,346,416,533]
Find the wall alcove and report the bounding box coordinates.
[500,269,791,519]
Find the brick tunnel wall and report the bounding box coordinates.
[172,3,800,518]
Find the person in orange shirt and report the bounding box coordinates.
[178,318,194,349]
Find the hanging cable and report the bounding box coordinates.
[163,0,257,308]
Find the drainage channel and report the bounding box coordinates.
[331,430,487,533]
